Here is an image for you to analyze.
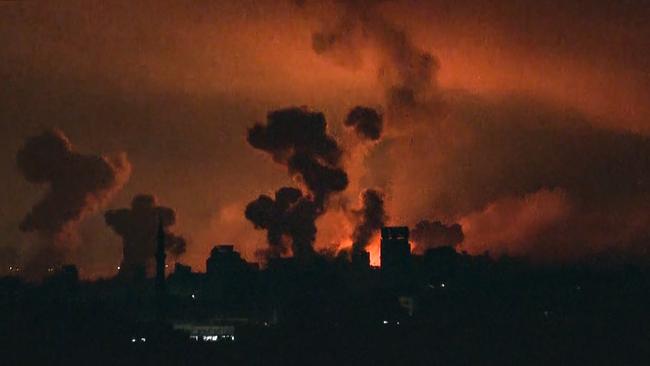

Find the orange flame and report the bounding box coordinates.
[337,234,382,267]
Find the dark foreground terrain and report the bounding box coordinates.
[2,255,650,365]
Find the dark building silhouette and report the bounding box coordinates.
[380,226,411,273]
[206,245,249,277]
[351,250,371,269]
[203,244,258,317]
[43,264,80,291]
[4,220,650,365]
[173,262,192,277]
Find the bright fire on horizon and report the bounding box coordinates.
[336,236,381,267]
[336,235,415,267]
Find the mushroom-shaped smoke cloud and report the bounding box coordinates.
[16,129,131,276]
[105,194,186,278]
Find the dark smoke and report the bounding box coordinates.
[303,0,650,261]
[16,129,130,275]
[302,0,442,114]
[411,220,464,253]
[246,107,349,259]
[245,187,318,259]
[105,194,186,277]
[247,107,348,206]
[352,189,386,254]
[345,106,383,140]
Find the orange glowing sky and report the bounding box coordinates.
[2,0,650,277]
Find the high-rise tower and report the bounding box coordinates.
[380,226,411,272]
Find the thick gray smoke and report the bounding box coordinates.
[16,129,130,277]
[105,194,186,277]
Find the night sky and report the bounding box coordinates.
[2,0,650,278]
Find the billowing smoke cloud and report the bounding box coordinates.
[459,189,572,259]
[105,194,186,277]
[351,189,386,254]
[301,2,650,262]
[345,106,383,140]
[247,107,348,206]
[411,220,464,253]
[400,95,650,261]
[246,107,349,259]
[302,0,443,118]
[16,129,130,276]
[245,187,319,259]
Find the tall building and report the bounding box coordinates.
[380,226,411,272]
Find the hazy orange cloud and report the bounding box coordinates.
[3,0,650,275]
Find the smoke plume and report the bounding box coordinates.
[411,220,464,253]
[345,106,383,141]
[302,0,443,118]
[247,107,348,206]
[301,1,650,262]
[105,194,186,277]
[246,107,350,259]
[16,129,130,275]
[245,187,319,259]
[351,189,386,254]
